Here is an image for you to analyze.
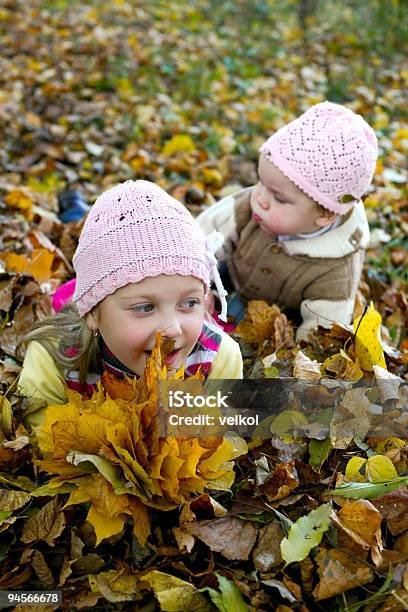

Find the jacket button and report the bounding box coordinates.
[270,244,281,253]
[260,267,270,275]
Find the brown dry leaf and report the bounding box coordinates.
[72,553,105,577]
[0,276,18,312]
[260,461,300,502]
[20,496,66,546]
[313,548,375,600]
[371,487,408,535]
[236,300,281,343]
[394,532,408,553]
[252,519,284,571]
[322,351,363,381]
[282,575,302,600]
[330,387,372,448]
[3,434,30,450]
[70,592,102,610]
[58,556,76,587]
[1,303,36,357]
[332,499,383,566]
[300,557,314,593]
[183,517,258,560]
[173,526,195,554]
[0,490,31,512]
[0,565,32,589]
[26,549,54,589]
[273,312,295,349]
[293,350,321,380]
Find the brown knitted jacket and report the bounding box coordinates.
[197,187,370,338]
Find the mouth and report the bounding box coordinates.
[144,347,182,365]
[252,212,262,223]
[165,348,182,366]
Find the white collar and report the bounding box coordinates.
[281,201,370,258]
[278,216,342,242]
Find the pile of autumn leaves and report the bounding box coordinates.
[1,313,408,609]
[33,339,246,545]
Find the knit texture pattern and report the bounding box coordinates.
[73,180,212,315]
[260,101,378,214]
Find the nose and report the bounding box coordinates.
[257,185,270,210]
[160,318,182,338]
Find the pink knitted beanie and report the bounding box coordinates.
[260,101,378,214]
[72,180,228,319]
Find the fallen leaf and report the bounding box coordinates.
[353,302,387,372]
[183,517,257,560]
[313,548,374,600]
[252,520,284,571]
[333,499,383,566]
[260,461,300,502]
[20,496,66,546]
[141,570,212,611]
[201,573,250,612]
[161,135,196,157]
[293,350,321,380]
[280,503,332,564]
[236,300,281,344]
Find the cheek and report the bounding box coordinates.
[184,312,205,346]
[250,185,260,209]
[101,316,149,352]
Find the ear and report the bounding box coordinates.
[315,212,338,228]
[85,309,99,332]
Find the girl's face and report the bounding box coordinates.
[250,155,337,235]
[86,274,205,376]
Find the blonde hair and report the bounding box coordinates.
[16,302,99,385]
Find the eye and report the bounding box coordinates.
[274,193,287,204]
[132,303,154,313]
[181,298,200,309]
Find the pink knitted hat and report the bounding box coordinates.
[260,101,378,214]
[72,180,228,319]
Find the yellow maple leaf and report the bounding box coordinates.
[353,302,387,372]
[236,300,280,343]
[87,506,125,546]
[161,134,196,157]
[177,439,208,479]
[1,249,54,283]
[4,188,33,221]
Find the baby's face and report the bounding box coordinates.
[250,155,335,236]
[86,274,205,376]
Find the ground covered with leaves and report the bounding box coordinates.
[0,0,407,610]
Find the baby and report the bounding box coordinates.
[197,101,378,339]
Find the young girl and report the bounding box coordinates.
[18,180,243,429]
[197,101,378,339]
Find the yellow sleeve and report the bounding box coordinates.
[18,341,67,429]
[208,332,243,379]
